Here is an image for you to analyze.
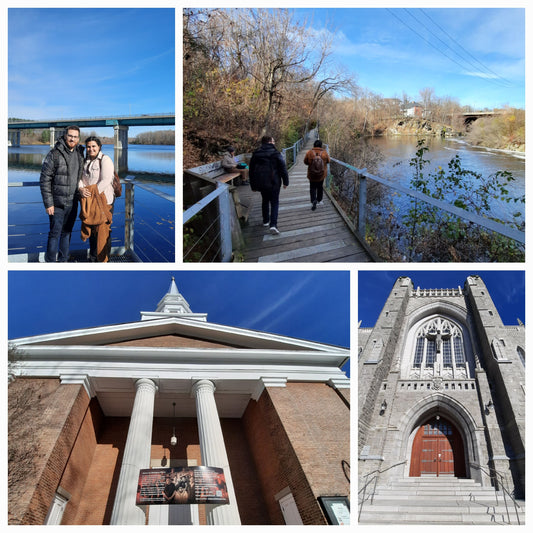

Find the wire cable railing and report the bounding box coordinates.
[8,180,174,262]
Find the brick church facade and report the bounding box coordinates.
[358,275,524,523]
[8,279,350,525]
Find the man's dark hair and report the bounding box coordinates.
[66,125,80,134]
[261,135,274,144]
[313,140,323,148]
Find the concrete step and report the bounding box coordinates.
[359,478,524,525]
[359,511,523,525]
[373,489,505,498]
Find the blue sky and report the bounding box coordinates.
[358,270,525,328]
[8,270,351,374]
[298,7,525,109]
[8,8,174,136]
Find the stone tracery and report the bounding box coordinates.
[411,317,468,379]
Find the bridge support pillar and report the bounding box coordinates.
[114,125,129,174]
[114,125,129,150]
[8,130,21,147]
[50,127,66,147]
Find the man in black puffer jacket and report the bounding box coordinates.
[249,136,289,235]
[40,125,85,262]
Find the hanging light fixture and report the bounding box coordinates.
[170,402,178,446]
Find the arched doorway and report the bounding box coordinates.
[409,416,466,477]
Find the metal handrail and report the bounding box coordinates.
[469,462,522,525]
[280,128,317,170]
[358,461,406,520]
[330,157,525,245]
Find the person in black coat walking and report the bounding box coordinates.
[249,136,289,235]
[40,125,85,262]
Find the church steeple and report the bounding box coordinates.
[140,277,208,321]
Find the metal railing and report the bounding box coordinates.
[280,129,315,169]
[183,177,233,262]
[469,462,522,525]
[8,179,175,262]
[358,461,406,520]
[326,157,525,262]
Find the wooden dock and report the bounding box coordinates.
[239,141,373,262]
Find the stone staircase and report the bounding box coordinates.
[359,477,524,525]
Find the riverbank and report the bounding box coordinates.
[382,119,524,155]
[384,116,525,155]
[447,137,525,158]
[386,118,460,137]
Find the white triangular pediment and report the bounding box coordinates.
[10,316,346,353]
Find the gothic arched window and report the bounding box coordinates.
[411,317,468,378]
[517,346,525,367]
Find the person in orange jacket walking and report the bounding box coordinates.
[303,139,330,211]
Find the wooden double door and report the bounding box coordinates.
[410,416,466,477]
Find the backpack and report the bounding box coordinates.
[100,154,122,197]
[112,170,122,197]
[308,150,325,181]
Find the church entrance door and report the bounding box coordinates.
[409,417,466,477]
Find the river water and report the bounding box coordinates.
[364,136,525,224]
[8,144,175,262]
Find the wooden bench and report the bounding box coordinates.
[188,156,250,184]
[187,156,252,220]
[216,171,241,185]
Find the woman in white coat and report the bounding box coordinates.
[79,136,115,262]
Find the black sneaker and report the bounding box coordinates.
[312,201,317,211]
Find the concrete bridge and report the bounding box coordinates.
[460,110,501,126]
[8,113,174,173]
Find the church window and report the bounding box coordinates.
[453,337,465,367]
[517,346,525,367]
[411,317,468,378]
[414,337,424,367]
[443,339,452,367]
[425,340,436,367]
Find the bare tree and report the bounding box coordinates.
[419,87,435,120]
[221,9,335,136]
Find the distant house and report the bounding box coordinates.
[402,102,424,118]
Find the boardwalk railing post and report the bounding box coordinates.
[125,179,135,252]
[358,174,367,236]
[218,184,233,262]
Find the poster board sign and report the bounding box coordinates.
[317,496,350,525]
[136,466,229,505]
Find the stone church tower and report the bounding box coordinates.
[358,275,524,523]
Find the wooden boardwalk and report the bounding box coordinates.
[240,141,373,262]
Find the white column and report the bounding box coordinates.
[110,378,157,525]
[192,379,241,525]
